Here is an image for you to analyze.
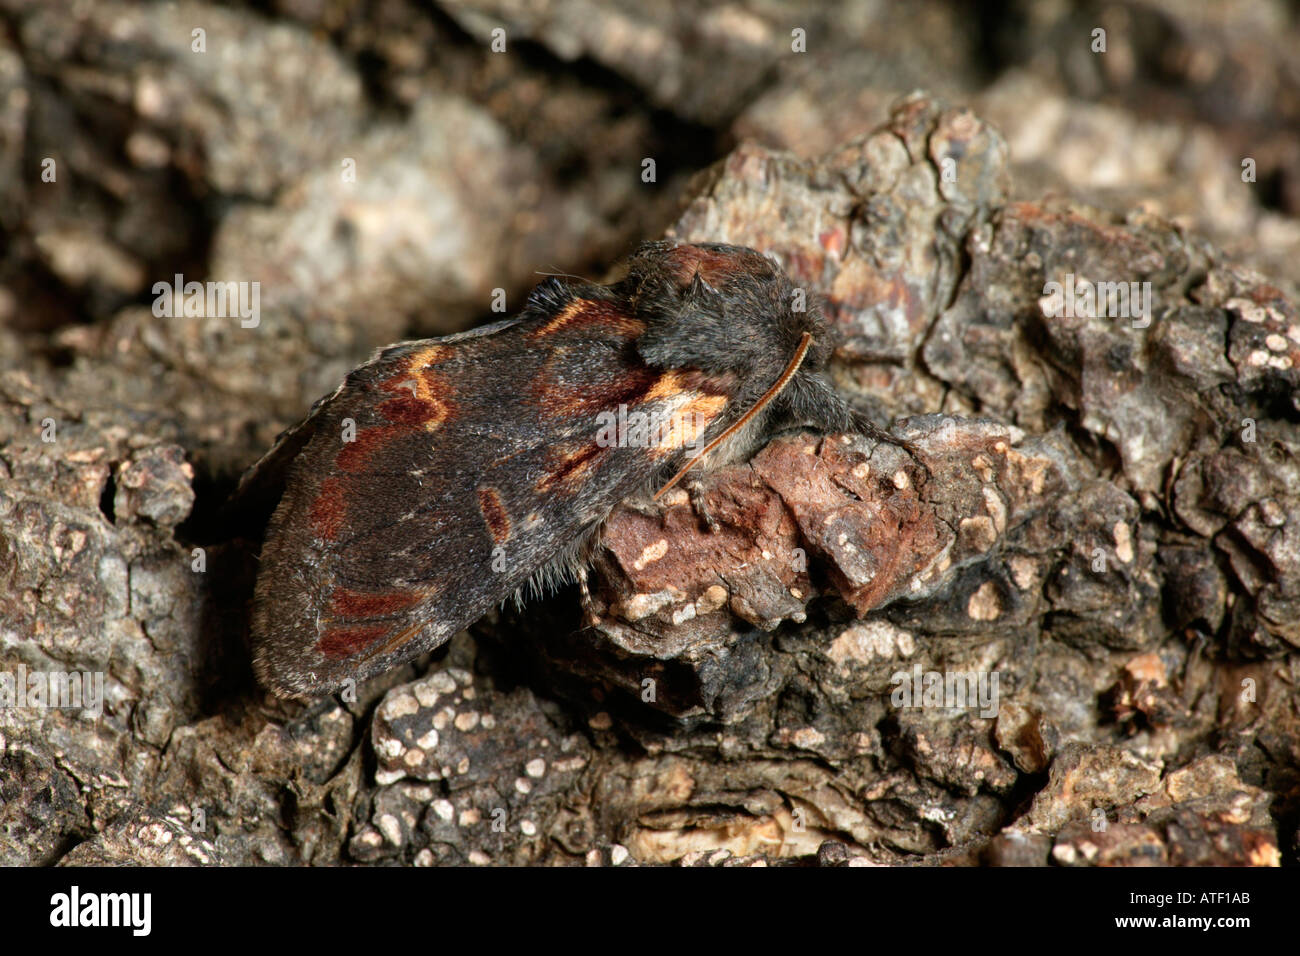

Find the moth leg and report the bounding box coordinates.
[619,491,663,519]
[684,475,722,534]
[577,566,601,627]
[848,409,930,479]
[786,375,931,480]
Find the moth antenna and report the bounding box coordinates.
[654,331,813,500]
[534,269,594,283]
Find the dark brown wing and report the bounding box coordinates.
[250,296,732,697]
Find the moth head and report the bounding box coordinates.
[626,241,832,379]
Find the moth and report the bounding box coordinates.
[246,241,916,698]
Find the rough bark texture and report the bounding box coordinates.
[1,0,1297,866]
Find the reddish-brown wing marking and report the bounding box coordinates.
[249,301,732,698]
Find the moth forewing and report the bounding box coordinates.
[248,242,911,697]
